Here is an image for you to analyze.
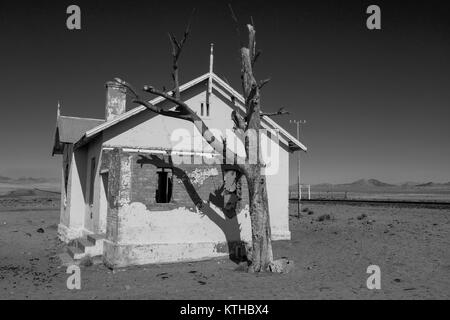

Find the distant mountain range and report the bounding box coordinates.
[340,179,395,188]
[290,178,450,190]
[0,176,59,184]
[415,182,450,187]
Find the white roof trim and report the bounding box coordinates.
[79,72,306,152]
[59,115,105,122]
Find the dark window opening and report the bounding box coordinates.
[200,103,204,116]
[156,169,173,203]
[206,103,210,117]
[89,157,96,205]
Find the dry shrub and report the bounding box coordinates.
[317,214,331,222]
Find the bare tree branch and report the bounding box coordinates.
[228,3,243,47]
[231,110,246,130]
[167,8,196,100]
[260,107,289,118]
[113,78,140,100]
[180,8,195,48]
[168,33,180,51]
[168,34,180,64]
[143,85,192,113]
[252,50,261,66]
[258,78,270,90]
[132,99,192,121]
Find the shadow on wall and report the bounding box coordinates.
[74,146,88,203]
[136,154,248,264]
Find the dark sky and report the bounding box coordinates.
[0,0,449,184]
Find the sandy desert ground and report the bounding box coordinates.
[1,197,449,300]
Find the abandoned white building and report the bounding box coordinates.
[51,50,307,268]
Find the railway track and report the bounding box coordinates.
[289,198,450,209]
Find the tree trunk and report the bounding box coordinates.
[245,164,273,272]
[238,25,275,272]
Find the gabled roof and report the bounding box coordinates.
[75,72,307,152]
[58,116,104,143]
[52,116,104,155]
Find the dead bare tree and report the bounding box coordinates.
[113,12,291,273]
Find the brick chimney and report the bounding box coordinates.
[105,81,126,121]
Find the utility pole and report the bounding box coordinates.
[290,120,306,217]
